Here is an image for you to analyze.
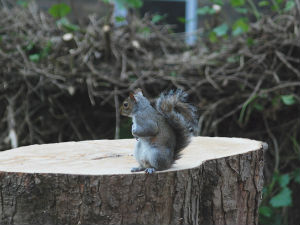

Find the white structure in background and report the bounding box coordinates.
[113,0,128,25]
[114,0,198,45]
[185,0,197,45]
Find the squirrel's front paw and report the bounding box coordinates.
[145,168,156,174]
[131,167,144,172]
[131,126,137,136]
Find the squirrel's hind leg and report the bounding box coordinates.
[148,148,173,171]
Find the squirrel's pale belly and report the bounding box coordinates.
[134,140,153,168]
[134,139,173,170]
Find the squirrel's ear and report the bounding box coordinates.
[129,93,136,101]
[134,88,143,95]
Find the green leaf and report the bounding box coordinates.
[17,0,28,7]
[281,95,295,105]
[170,71,177,77]
[253,102,264,111]
[232,27,242,36]
[230,0,245,7]
[271,0,281,12]
[210,0,224,5]
[209,31,218,43]
[197,6,216,15]
[120,0,143,8]
[213,23,228,37]
[48,3,71,19]
[232,18,249,36]
[29,54,40,62]
[259,206,273,218]
[278,174,290,188]
[56,18,79,31]
[247,37,254,46]
[152,14,166,24]
[270,187,292,207]
[64,23,79,31]
[115,16,126,22]
[284,0,295,11]
[258,1,269,7]
[197,6,209,15]
[130,0,143,8]
[235,7,248,14]
[177,17,186,24]
[138,26,151,35]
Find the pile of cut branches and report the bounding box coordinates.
[0,1,299,152]
[0,2,186,148]
[0,1,299,156]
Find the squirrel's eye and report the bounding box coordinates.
[123,102,128,108]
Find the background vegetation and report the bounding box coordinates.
[0,0,299,224]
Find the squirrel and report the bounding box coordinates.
[120,88,198,174]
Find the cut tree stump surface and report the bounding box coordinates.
[0,137,265,225]
[0,137,262,175]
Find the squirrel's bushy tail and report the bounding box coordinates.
[155,89,198,160]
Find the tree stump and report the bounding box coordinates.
[0,137,265,225]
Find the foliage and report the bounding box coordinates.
[260,170,300,224]
[213,23,228,37]
[232,17,249,36]
[103,0,143,9]
[151,14,167,24]
[281,95,296,106]
[16,0,28,7]
[48,3,71,19]
[197,0,296,42]
[197,6,217,15]
[48,3,79,32]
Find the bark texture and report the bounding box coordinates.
[0,137,264,225]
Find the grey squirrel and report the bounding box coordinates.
[120,88,198,174]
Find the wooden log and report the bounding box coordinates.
[0,137,265,225]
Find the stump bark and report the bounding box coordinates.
[0,137,265,225]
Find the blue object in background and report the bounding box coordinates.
[114,0,128,26]
[185,0,197,45]
[114,0,198,45]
